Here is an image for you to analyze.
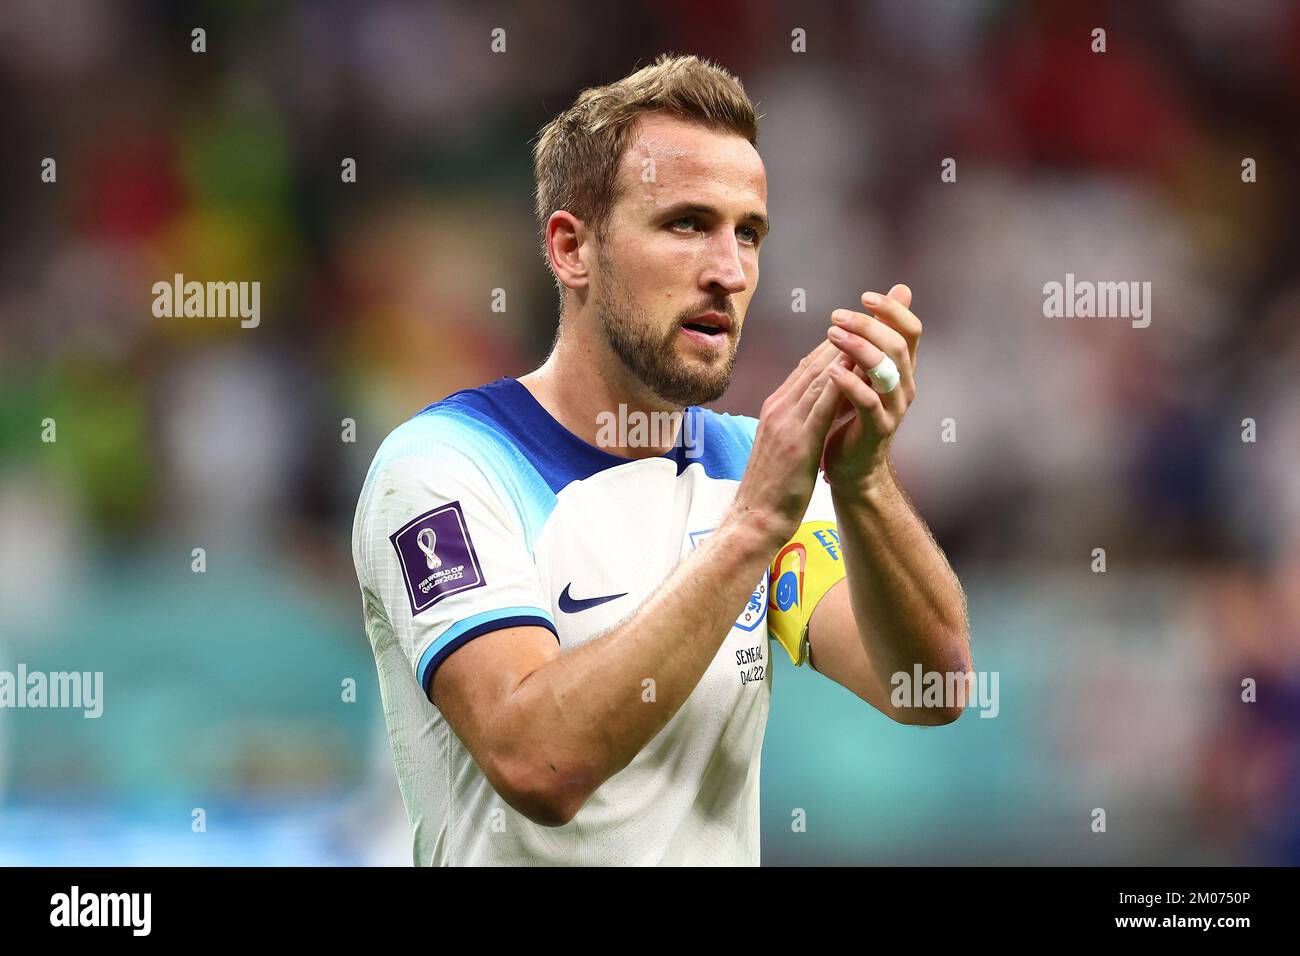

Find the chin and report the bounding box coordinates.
[676,371,732,406]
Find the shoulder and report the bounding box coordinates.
[363,378,549,493]
[372,379,521,470]
[686,408,759,481]
[699,409,758,444]
[354,379,557,558]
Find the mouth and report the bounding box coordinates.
[680,311,732,337]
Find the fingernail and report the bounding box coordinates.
[831,310,849,324]
[862,291,881,306]
[828,326,847,341]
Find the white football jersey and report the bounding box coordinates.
[352,376,840,865]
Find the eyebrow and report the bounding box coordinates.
[657,202,770,237]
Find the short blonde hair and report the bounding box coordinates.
[532,53,758,273]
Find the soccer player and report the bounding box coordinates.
[352,54,972,866]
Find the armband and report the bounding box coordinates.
[767,520,846,666]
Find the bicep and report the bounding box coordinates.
[428,624,561,755]
[429,623,581,826]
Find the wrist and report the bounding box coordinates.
[827,456,896,509]
[719,503,789,559]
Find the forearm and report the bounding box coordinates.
[830,462,971,682]
[506,508,778,801]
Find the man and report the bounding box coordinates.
[352,53,971,866]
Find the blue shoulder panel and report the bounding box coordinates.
[685,408,757,481]
[403,379,759,534]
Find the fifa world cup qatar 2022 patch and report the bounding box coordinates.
[390,501,485,615]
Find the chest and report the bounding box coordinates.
[532,462,772,696]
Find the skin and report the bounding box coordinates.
[429,112,972,827]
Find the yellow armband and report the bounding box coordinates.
[768,521,847,666]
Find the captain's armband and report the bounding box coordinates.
[767,521,846,666]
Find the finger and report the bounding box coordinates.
[772,339,836,405]
[793,352,844,419]
[828,362,890,435]
[770,345,817,402]
[827,320,913,405]
[829,347,904,420]
[840,357,883,401]
[825,354,858,426]
[788,340,841,408]
[828,318,886,368]
[833,309,910,367]
[861,290,922,369]
[831,308,912,384]
[805,363,846,436]
[885,283,912,310]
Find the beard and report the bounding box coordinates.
[594,248,739,407]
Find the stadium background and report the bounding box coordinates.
[1,0,1298,864]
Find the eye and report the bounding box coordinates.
[738,225,760,245]
[669,215,698,233]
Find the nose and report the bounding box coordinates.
[698,230,748,297]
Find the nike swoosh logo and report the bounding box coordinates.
[559,583,627,614]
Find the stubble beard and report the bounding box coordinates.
[594,246,738,408]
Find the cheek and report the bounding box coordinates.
[647,243,706,294]
[733,262,758,324]
[740,254,760,296]
[629,231,687,270]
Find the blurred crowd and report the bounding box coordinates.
[0,0,1297,863]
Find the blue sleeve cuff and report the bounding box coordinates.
[417,606,559,694]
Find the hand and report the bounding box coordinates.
[821,284,921,492]
[730,338,848,547]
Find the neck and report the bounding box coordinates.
[517,323,686,460]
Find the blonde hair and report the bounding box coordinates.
[532,53,758,276]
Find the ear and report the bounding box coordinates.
[546,211,590,291]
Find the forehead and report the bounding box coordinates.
[617,112,767,215]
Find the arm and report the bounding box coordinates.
[433,513,775,827]
[808,464,971,723]
[433,341,848,826]
[806,286,972,723]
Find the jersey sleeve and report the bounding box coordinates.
[353,433,557,699]
[767,470,847,667]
